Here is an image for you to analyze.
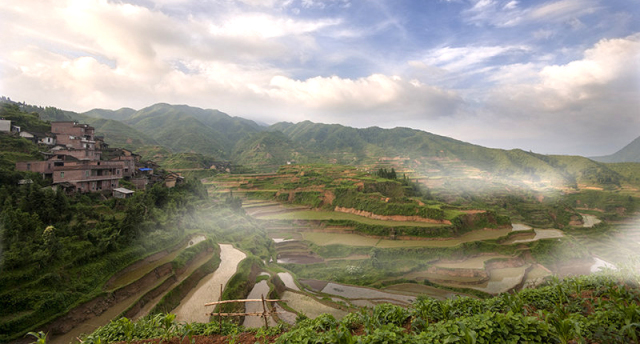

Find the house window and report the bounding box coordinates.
[86,170,90,177]
[26,163,31,171]
[60,172,64,178]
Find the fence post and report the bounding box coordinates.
[218,284,222,328]
[261,294,269,329]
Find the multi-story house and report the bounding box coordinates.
[15,121,129,193]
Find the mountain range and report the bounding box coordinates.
[591,136,640,163]
[20,101,640,187]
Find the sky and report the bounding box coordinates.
[1,0,639,156]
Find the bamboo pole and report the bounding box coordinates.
[204,299,285,306]
[261,294,269,329]
[218,284,222,328]
[206,312,280,316]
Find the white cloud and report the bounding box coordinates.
[420,45,529,73]
[464,0,601,27]
[207,13,340,39]
[480,33,640,154]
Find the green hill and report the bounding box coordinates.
[83,107,136,121]
[125,103,263,157]
[82,117,159,150]
[232,131,298,171]
[263,121,622,188]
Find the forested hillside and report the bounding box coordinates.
[1,99,632,189]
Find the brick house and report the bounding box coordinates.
[16,121,126,193]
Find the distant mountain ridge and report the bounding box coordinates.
[86,103,263,159]
[591,135,640,163]
[9,99,631,188]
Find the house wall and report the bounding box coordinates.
[52,161,124,192]
[51,122,94,139]
[0,120,10,132]
[16,161,54,174]
[55,148,101,161]
[110,156,136,177]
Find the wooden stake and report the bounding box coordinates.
[261,294,269,329]
[218,284,222,328]
[204,299,285,306]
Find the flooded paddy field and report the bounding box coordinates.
[382,283,470,300]
[466,266,530,294]
[256,208,447,228]
[280,291,348,319]
[174,244,246,323]
[503,229,564,244]
[433,255,513,269]
[277,272,300,290]
[321,282,416,306]
[242,280,276,328]
[300,228,514,248]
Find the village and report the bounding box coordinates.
[1,118,183,197]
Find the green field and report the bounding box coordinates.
[258,209,448,227]
[434,255,512,269]
[301,227,513,248]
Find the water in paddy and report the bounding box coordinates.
[242,280,276,328]
[581,214,602,228]
[277,272,300,291]
[511,223,533,231]
[281,291,347,319]
[173,244,246,323]
[507,229,563,243]
[321,282,415,306]
[467,266,529,294]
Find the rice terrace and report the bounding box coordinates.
[3,93,640,343]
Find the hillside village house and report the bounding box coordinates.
[0,119,11,132]
[19,131,56,145]
[0,119,21,133]
[15,121,140,193]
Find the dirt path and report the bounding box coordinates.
[173,244,246,323]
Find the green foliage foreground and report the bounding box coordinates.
[76,272,640,344]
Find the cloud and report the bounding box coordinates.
[479,33,640,154]
[261,74,463,121]
[421,45,530,72]
[464,0,601,27]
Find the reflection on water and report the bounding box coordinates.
[511,223,532,231]
[321,282,415,305]
[510,229,563,243]
[173,244,246,323]
[242,280,276,328]
[278,272,300,291]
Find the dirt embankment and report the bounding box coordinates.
[427,257,526,280]
[46,263,175,336]
[334,206,451,224]
[34,241,212,340]
[427,266,489,279]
